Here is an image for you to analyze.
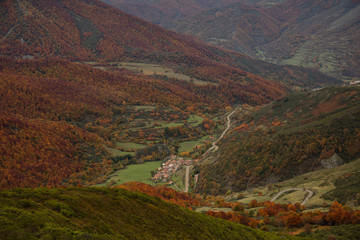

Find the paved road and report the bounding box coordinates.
[184,166,190,192]
[183,110,236,192]
[203,110,236,156]
[271,188,314,205]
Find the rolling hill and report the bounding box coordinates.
[0,187,299,239]
[196,85,360,195]
[167,0,360,81]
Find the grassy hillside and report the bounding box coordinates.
[299,224,360,240]
[223,157,360,210]
[196,86,360,195]
[0,187,300,240]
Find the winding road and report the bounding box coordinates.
[182,110,236,192]
[271,188,314,205]
[203,110,236,156]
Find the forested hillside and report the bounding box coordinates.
[167,0,360,80]
[0,57,227,189]
[0,187,298,240]
[0,0,342,190]
[0,55,288,189]
[102,0,240,24]
[1,1,358,239]
[196,86,360,194]
[0,0,339,93]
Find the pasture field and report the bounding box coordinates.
[187,114,204,127]
[113,62,211,85]
[159,121,184,128]
[103,145,135,157]
[116,142,148,150]
[178,135,209,153]
[96,160,162,187]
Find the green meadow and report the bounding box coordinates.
[96,161,162,186]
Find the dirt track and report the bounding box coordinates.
[271,188,314,205]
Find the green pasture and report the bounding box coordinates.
[112,62,211,85]
[96,161,162,187]
[116,142,148,150]
[103,145,134,157]
[178,135,209,153]
[187,114,204,127]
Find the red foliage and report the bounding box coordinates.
[0,0,287,106]
[325,201,360,225]
[206,211,255,227]
[0,114,111,189]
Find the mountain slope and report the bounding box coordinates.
[0,187,299,239]
[0,0,340,95]
[0,57,236,189]
[166,2,281,57]
[167,0,360,80]
[0,0,216,60]
[101,0,240,24]
[196,86,360,195]
[0,0,341,189]
[261,0,360,80]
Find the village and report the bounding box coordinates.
[151,155,193,183]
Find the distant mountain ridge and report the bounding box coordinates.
[167,0,360,80]
[0,0,340,100]
[102,0,359,81]
[101,0,241,24]
[101,0,287,24]
[165,2,280,57]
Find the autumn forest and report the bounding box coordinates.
[0,0,359,239]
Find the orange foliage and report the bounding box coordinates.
[0,114,111,189]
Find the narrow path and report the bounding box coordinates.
[1,26,15,41]
[203,110,236,156]
[184,166,190,192]
[173,183,182,192]
[271,188,314,205]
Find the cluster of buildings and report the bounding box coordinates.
[151,155,192,182]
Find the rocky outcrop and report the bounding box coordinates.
[321,153,344,169]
